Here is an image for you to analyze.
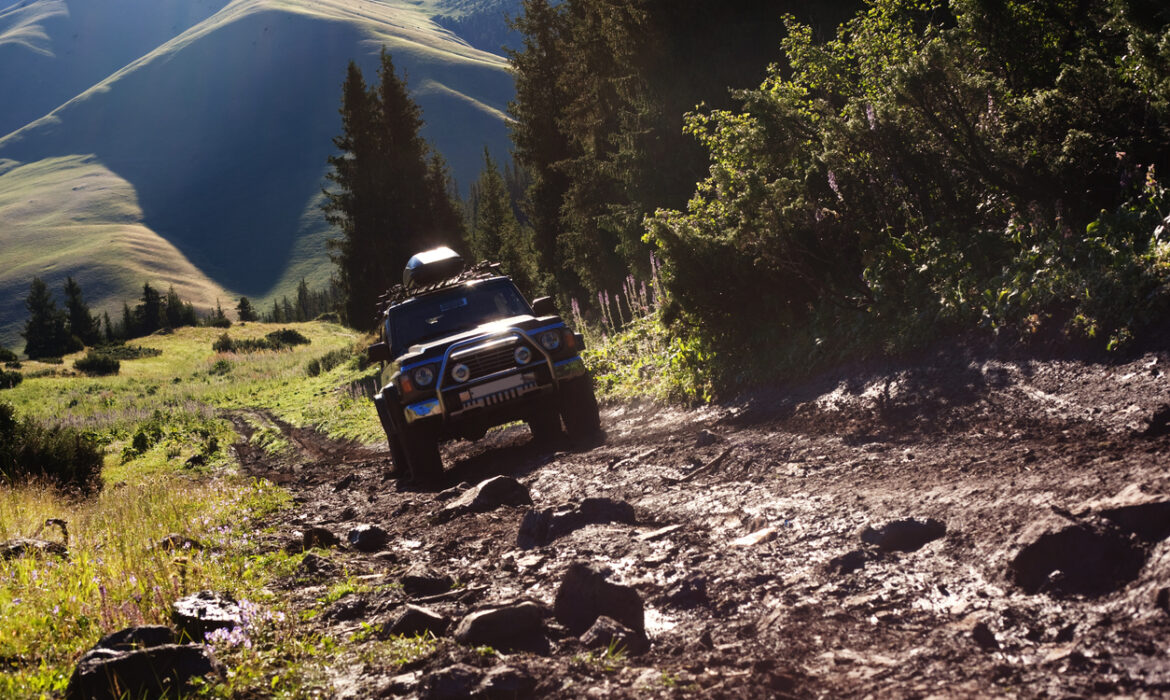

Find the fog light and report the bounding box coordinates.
[452,363,470,383]
[514,346,533,365]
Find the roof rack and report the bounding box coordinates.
[375,260,503,318]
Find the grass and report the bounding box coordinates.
[0,320,389,697]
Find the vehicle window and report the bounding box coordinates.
[388,280,530,355]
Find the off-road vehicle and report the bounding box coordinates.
[367,247,602,481]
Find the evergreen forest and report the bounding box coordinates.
[325,0,1170,393]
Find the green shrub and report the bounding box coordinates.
[74,352,121,376]
[0,402,103,493]
[212,333,235,353]
[265,329,311,348]
[0,369,22,390]
[306,348,352,377]
[214,329,312,354]
[95,344,163,360]
[0,345,15,362]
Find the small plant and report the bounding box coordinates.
[213,333,235,353]
[0,402,104,493]
[74,351,120,376]
[0,345,16,362]
[306,348,352,377]
[94,344,163,360]
[0,369,21,390]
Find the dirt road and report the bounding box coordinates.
[232,345,1170,698]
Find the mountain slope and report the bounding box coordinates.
[0,0,515,351]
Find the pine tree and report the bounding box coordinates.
[120,302,135,339]
[21,278,78,359]
[323,51,465,331]
[164,285,185,329]
[295,279,311,322]
[63,276,100,346]
[236,297,258,322]
[469,150,540,294]
[508,0,577,297]
[135,283,164,335]
[102,312,115,344]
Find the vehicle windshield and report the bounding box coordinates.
[387,279,531,357]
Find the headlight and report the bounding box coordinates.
[514,346,533,365]
[451,363,470,383]
[538,330,561,351]
[412,365,435,387]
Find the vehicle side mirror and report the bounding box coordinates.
[532,296,556,316]
[367,341,391,365]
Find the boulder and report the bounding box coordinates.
[860,517,946,552]
[517,498,637,548]
[0,537,67,560]
[1008,515,1146,596]
[95,625,175,651]
[303,526,340,550]
[826,548,881,575]
[580,615,650,656]
[172,591,242,642]
[400,565,454,597]
[478,665,537,699]
[65,644,221,700]
[386,604,449,637]
[420,664,482,700]
[347,524,389,552]
[438,476,532,522]
[554,562,644,634]
[453,601,548,653]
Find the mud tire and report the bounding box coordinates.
[386,433,409,480]
[528,411,563,443]
[401,425,442,483]
[560,378,601,440]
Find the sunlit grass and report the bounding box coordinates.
[0,474,292,697]
[0,320,389,697]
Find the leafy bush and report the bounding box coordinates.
[306,348,352,377]
[0,402,103,493]
[74,351,121,376]
[0,345,15,362]
[95,344,163,360]
[213,333,235,353]
[265,328,311,348]
[0,369,22,390]
[646,0,1170,366]
[213,329,312,354]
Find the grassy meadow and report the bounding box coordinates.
[0,320,398,697]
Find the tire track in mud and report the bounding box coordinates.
[222,347,1170,698]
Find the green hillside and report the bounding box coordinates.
[0,0,515,352]
[0,155,231,350]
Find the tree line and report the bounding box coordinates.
[325,0,1170,372]
[8,276,341,360]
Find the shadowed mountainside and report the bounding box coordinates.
[0,0,514,350]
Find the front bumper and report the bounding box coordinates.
[402,354,587,426]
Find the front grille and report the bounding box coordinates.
[462,344,515,379]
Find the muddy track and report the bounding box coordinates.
[230,347,1170,698]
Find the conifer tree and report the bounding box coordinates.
[323,51,465,331]
[135,283,164,335]
[63,276,100,346]
[236,297,258,322]
[469,149,540,294]
[164,285,185,329]
[295,279,311,322]
[21,278,78,359]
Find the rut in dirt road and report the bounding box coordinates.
[231,347,1170,698]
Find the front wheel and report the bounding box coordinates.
[400,424,442,483]
[559,378,601,441]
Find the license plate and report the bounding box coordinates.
[465,373,525,400]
